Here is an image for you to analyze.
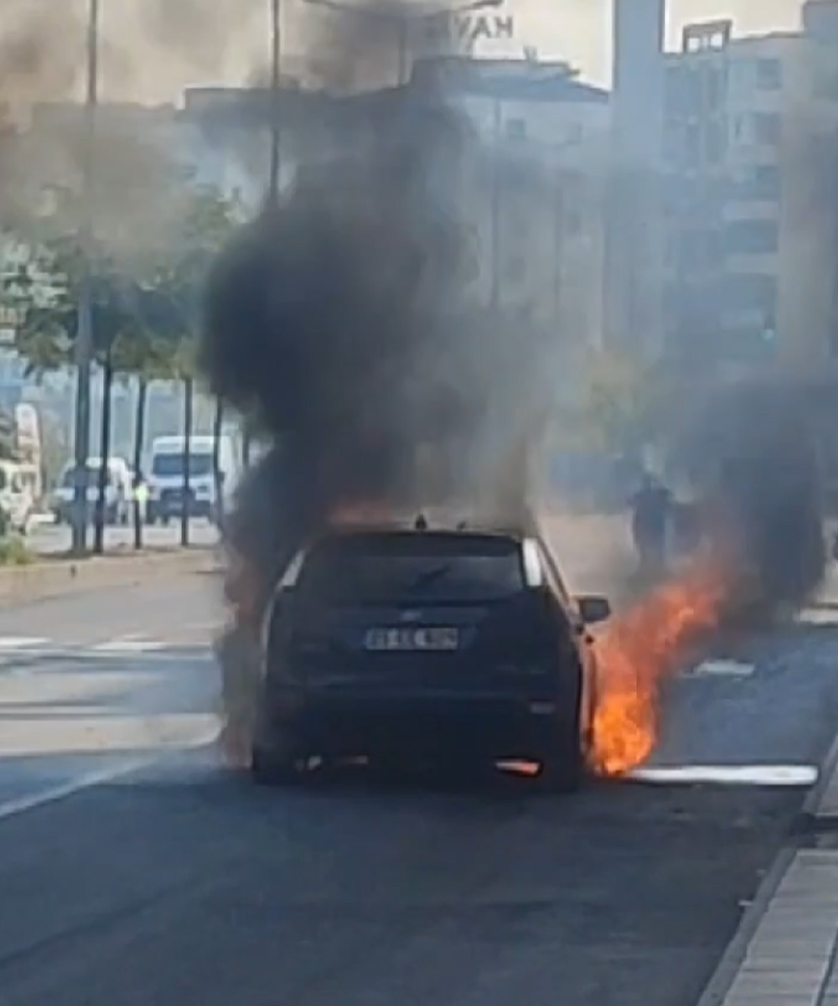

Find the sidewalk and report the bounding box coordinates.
[698,740,838,1006]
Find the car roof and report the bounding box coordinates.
[318,517,532,544]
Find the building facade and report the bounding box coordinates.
[661,18,838,375]
[432,58,609,347]
[605,0,666,359]
[182,57,611,354]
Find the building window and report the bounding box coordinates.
[738,164,781,201]
[705,119,726,164]
[506,202,528,243]
[756,58,782,91]
[725,272,778,315]
[752,112,781,146]
[684,123,700,164]
[725,219,780,255]
[564,207,582,237]
[705,67,725,110]
[505,118,526,141]
[504,255,526,283]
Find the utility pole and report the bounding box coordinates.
[268,0,281,205]
[553,183,564,329]
[396,16,408,86]
[489,96,501,310]
[243,0,281,472]
[71,0,99,555]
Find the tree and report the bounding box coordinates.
[8,179,241,550]
[11,241,147,552]
[110,330,177,548]
[572,349,662,460]
[133,184,242,546]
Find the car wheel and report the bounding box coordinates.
[536,665,585,794]
[537,724,584,793]
[250,742,301,786]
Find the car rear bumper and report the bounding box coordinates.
[260,685,570,761]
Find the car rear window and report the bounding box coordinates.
[297,532,525,605]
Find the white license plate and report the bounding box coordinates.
[364,627,459,652]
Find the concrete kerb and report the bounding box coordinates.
[695,730,838,1006]
[0,548,216,608]
[802,727,838,825]
[694,845,798,1006]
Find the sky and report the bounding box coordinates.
[0,0,813,106]
[479,0,805,85]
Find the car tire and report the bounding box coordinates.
[536,663,585,794]
[537,724,584,793]
[250,743,301,786]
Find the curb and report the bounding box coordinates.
[801,726,838,823]
[0,548,216,608]
[694,846,797,1006]
[696,732,838,1006]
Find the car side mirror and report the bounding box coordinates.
[577,595,611,625]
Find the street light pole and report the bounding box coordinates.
[268,0,281,205]
[489,96,501,310]
[71,0,99,556]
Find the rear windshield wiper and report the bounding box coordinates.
[403,563,453,594]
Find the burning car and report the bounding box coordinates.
[249,516,611,791]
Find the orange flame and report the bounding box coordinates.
[590,561,730,777]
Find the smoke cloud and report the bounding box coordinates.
[203,85,560,582]
[673,379,826,617]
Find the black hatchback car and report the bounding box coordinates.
[251,521,611,791]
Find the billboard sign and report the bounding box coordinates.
[422,11,515,50]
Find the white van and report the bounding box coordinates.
[147,434,241,525]
[53,457,132,525]
[0,460,36,534]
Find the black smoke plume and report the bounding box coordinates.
[674,379,826,617]
[200,86,557,584]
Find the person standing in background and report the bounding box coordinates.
[630,471,672,577]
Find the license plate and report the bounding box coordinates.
[364,627,459,652]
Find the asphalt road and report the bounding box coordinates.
[0,548,836,1005]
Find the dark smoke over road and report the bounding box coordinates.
[201,92,557,581]
[674,379,826,617]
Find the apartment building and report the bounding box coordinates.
[605,0,666,360]
[183,58,611,352]
[661,18,838,375]
[418,57,609,348]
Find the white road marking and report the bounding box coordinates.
[682,659,755,679]
[0,722,220,822]
[630,764,818,786]
[0,637,49,650]
[799,607,838,626]
[0,757,154,821]
[91,637,167,653]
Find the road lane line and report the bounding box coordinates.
[0,723,220,821]
[682,659,755,679]
[0,637,49,650]
[92,637,167,653]
[630,764,818,786]
[0,757,155,822]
